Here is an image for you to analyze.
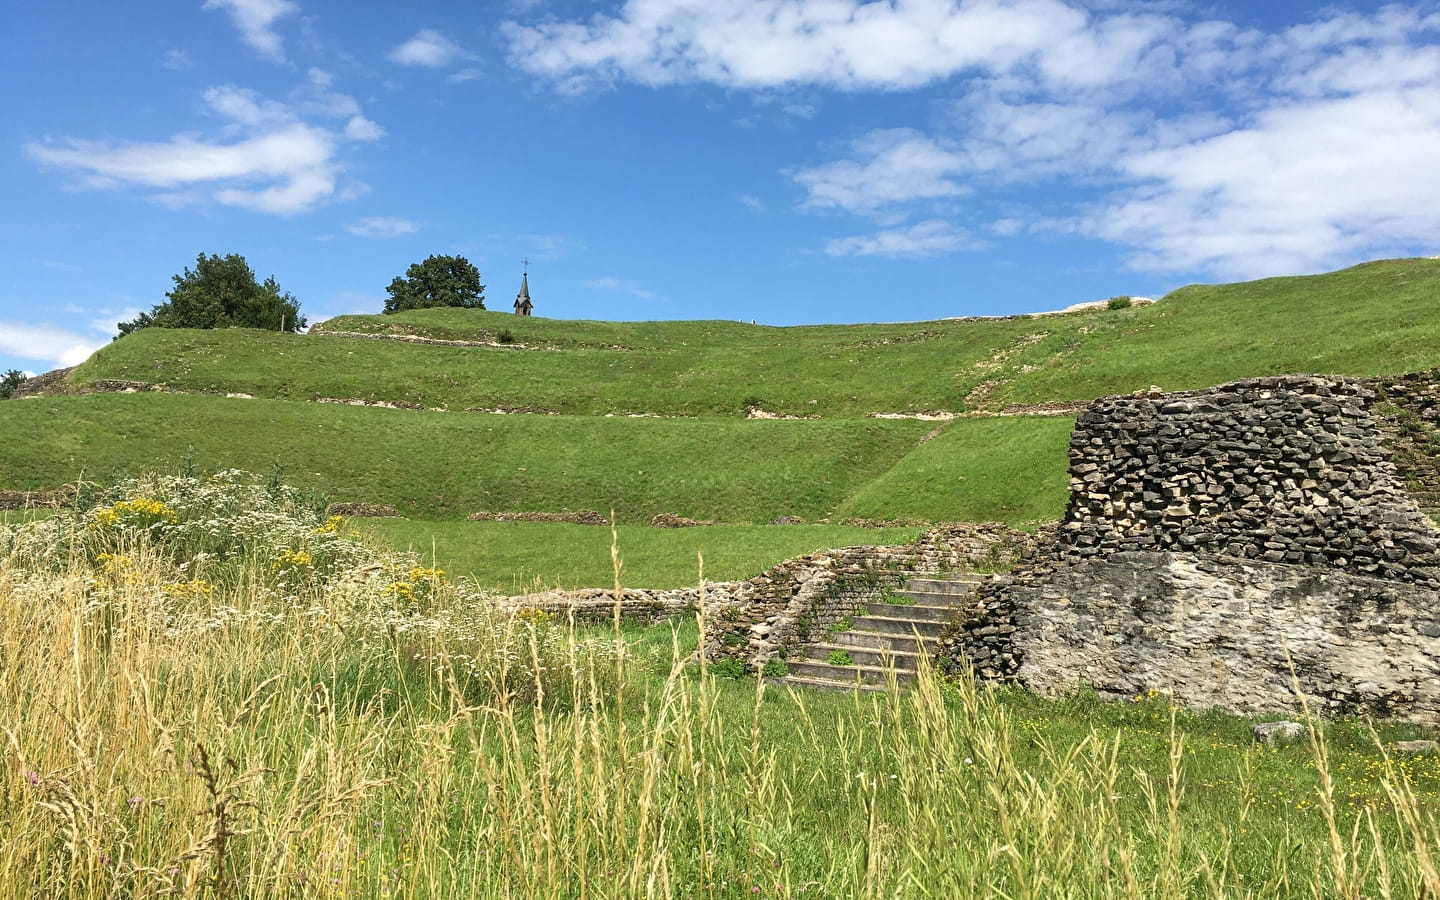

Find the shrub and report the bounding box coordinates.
[497,328,517,344]
[711,657,748,679]
[1107,295,1133,310]
[762,659,789,678]
[827,649,853,666]
[0,368,24,399]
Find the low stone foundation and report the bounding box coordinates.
[1012,551,1440,722]
[500,586,721,625]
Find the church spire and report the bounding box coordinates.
[513,258,533,315]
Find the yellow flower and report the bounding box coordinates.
[88,497,179,530]
[312,515,345,535]
[273,549,315,570]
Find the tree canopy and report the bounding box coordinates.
[118,253,306,337]
[0,369,25,400]
[384,255,485,313]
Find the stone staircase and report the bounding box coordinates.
[765,574,986,693]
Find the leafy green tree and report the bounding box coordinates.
[0,369,26,399]
[384,255,485,313]
[117,253,305,337]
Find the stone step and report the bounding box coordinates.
[783,659,917,684]
[764,675,889,694]
[802,643,926,670]
[846,615,945,638]
[891,588,975,606]
[906,576,986,594]
[828,630,934,654]
[862,602,960,622]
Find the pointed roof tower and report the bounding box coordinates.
[513,258,533,315]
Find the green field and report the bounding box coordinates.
[362,520,925,592]
[5,259,1440,894]
[4,257,1438,586]
[65,257,1440,417]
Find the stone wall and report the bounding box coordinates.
[1058,375,1438,584]
[939,374,1440,723]
[500,586,721,625]
[1015,551,1440,720]
[704,523,1036,670]
[1372,369,1440,523]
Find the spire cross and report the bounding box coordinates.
[522,256,529,274]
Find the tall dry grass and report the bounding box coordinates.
[3,479,1440,897]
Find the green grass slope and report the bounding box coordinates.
[989,258,1440,406]
[65,315,1049,417]
[0,393,954,523]
[363,520,924,591]
[832,416,1074,525]
[65,257,1440,416]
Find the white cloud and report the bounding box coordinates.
[764,4,1440,278]
[825,220,982,258]
[27,124,337,216]
[89,308,144,336]
[1085,86,1440,277]
[389,29,464,68]
[344,115,385,140]
[347,216,417,238]
[203,0,298,62]
[520,234,587,261]
[502,0,1176,92]
[161,48,193,71]
[204,85,296,129]
[793,129,968,214]
[448,67,484,84]
[28,73,385,217]
[0,321,103,369]
[585,276,656,299]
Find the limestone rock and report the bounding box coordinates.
[1252,722,1307,744]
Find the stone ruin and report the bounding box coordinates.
[940,372,1440,724]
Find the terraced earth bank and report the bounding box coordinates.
[3,257,1439,588]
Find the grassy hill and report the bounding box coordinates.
[5,257,1438,587]
[61,257,1440,417]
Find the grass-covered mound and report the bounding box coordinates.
[4,477,1440,896]
[0,393,989,523]
[7,256,1438,584]
[66,257,1440,416]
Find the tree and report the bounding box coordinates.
[0,369,25,400]
[384,255,485,313]
[117,253,306,337]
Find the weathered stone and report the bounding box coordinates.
[1252,722,1307,744]
[937,373,1440,723]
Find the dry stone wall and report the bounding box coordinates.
[1058,375,1438,584]
[500,586,720,625]
[940,374,1440,723]
[1372,369,1440,523]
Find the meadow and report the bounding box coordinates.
[65,257,1440,417]
[3,258,1437,586]
[3,473,1439,897]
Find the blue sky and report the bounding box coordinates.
[3,0,1438,375]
